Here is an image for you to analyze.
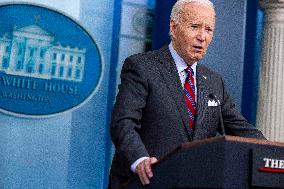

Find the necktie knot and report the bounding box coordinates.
[185,66,194,77]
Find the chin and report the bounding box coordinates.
[195,54,205,60]
[192,56,203,61]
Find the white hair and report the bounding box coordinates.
[170,0,215,24]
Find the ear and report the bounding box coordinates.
[170,20,176,37]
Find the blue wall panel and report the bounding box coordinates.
[68,1,116,188]
[0,0,118,188]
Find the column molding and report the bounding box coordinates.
[260,0,284,23]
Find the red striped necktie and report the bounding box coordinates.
[183,66,196,129]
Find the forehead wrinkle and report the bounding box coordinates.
[180,9,215,27]
[182,4,215,18]
[185,14,215,23]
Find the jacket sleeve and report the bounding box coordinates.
[110,56,150,166]
[220,77,266,139]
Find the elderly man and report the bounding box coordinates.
[109,0,265,188]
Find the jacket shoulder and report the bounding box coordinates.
[126,47,165,64]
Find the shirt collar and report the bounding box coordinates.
[169,42,197,76]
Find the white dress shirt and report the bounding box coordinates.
[169,42,197,96]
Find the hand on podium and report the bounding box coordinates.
[135,157,158,186]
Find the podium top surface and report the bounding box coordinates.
[181,135,284,149]
[157,136,284,163]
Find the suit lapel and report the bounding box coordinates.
[155,47,194,140]
[194,64,210,139]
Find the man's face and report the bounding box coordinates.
[170,3,215,65]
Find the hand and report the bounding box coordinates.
[136,157,158,185]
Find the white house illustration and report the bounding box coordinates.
[0,24,86,82]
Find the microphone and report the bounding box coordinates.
[208,94,226,136]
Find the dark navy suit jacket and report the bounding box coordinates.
[109,46,265,189]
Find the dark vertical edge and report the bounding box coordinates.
[242,0,263,125]
[103,0,122,188]
[152,0,176,50]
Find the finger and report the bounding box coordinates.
[150,157,158,164]
[137,162,150,185]
[144,159,153,178]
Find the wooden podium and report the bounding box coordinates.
[124,136,284,189]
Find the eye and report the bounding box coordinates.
[190,24,199,29]
[206,27,213,32]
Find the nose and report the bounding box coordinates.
[196,29,206,41]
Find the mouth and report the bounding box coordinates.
[193,45,203,52]
[193,45,203,49]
